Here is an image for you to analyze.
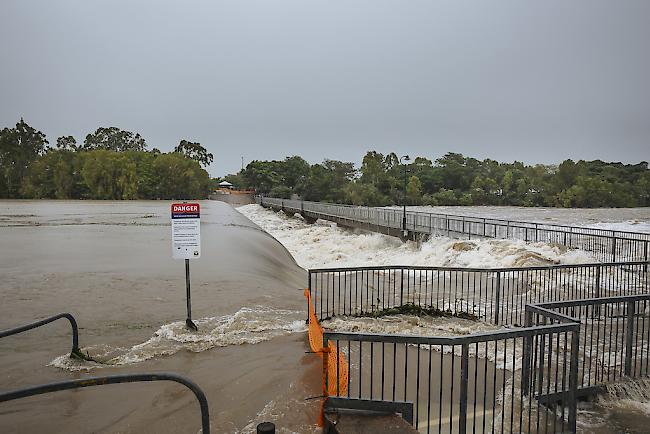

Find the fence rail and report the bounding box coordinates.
[309,261,650,326]
[258,197,650,263]
[527,294,650,393]
[0,373,211,433]
[323,294,650,433]
[324,323,580,433]
[0,312,89,360]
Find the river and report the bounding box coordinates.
[0,200,318,433]
[2,201,650,433]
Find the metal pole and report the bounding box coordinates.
[494,271,501,325]
[521,310,533,396]
[459,343,469,434]
[402,165,407,234]
[625,300,635,376]
[568,328,579,433]
[185,259,198,331]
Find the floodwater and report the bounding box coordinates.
[0,200,319,433]
[2,200,650,433]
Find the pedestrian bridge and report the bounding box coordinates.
[258,197,650,263]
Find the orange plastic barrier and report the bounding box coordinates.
[304,288,348,400]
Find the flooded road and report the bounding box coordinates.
[0,200,320,433]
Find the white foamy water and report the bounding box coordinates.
[50,306,306,371]
[399,205,650,234]
[323,314,497,337]
[237,204,595,269]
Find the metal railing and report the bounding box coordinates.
[0,373,211,433]
[0,313,90,360]
[258,197,650,263]
[323,294,650,433]
[308,261,650,326]
[324,323,580,433]
[526,294,650,394]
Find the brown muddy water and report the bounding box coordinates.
[2,200,650,433]
[0,200,320,433]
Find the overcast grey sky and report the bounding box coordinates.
[1,0,649,176]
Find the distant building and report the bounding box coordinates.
[218,181,234,189]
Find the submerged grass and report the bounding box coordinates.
[357,302,479,321]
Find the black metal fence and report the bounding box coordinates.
[0,373,211,433]
[323,294,650,433]
[527,294,650,394]
[1,314,211,432]
[308,261,650,326]
[0,312,90,360]
[258,197,650,262]
[324,323,580,433]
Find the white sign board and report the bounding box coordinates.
[171,203,201,259]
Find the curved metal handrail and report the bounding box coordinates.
[0,373,210,433]
[0,313,88,360]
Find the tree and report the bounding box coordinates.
[0,118,48,198]
[80,151,138,199]
[280,156,310,191]
[151,153,210,199]
[406,175,423,205]
[83,127,147,152]
[56,135,78,151]
[23,149,80,199]
[174,140,213,167]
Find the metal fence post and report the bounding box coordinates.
[594,266,602,317]
[612,236,617,262]
[322,334,330,398]
[307,271,312,323]
[521,310,533,396]
[625,300,635,376]
[568,328,579,433]
[494,272,501,325]
[400,268,405,302]
[644,240,648,272]
[459,343,469,434]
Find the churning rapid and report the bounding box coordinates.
[237,204,597,269]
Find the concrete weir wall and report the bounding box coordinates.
[209,192,255,206]
[260,200,418,241]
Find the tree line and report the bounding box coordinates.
[0,119,212,200]
[223,151,650,208]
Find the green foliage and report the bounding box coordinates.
[56,135,78,151]
[3,119,649,207]
[150,152,210,199]
[0,119,48,198]
[83,127,147,152]
[174,139,213,167]
[406,175,422,205]
[2,120,210,200]
[269,185,292,199]
[80,151,138,199]
[229,150,649,208]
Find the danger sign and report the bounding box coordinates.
[171,203,201,259]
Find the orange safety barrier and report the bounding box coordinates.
[304,289,348,422]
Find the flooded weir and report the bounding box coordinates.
[1,199,650,433]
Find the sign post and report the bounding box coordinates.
[171,202,201,331]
